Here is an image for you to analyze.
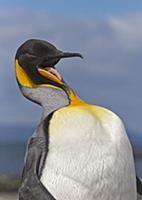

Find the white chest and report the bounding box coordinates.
[40,106,136,200]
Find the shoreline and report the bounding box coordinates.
[0,175,20,193]
[0,192,18,200]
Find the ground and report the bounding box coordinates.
[0,193,17,200]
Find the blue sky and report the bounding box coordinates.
[1,0,142,17]
[1,0,142,136]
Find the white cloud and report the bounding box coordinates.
[0,9,142,134]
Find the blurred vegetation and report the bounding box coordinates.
[0,175,20,192]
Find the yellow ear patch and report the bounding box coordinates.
[15,59,36,87]
[15,60,63,90]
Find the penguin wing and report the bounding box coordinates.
[137,176,142,200]
[19,137,56,200]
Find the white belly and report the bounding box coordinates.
[40,105,136,200]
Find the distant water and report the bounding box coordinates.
[0,125,34,176]
[0,143,25,175]
[0,125,142,177]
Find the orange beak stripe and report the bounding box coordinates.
[37,68,63,85]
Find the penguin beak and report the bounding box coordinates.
[38,67,63,84]
[37,51,83,84]
[48,51,84,59]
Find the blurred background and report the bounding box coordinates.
[0,0,142,196]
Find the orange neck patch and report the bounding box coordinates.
[68,90,85,106]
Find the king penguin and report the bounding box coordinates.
[15,39,142,200]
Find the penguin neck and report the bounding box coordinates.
[21,86,70,121]
[21,85,84,122]
[40,87,70,121]
[41,88,84,120]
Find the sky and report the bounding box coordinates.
[1,0,142,136]
[1,0,142,17]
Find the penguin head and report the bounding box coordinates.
[15,39,83,106]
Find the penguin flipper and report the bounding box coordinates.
[137,176,142,200]
[19,175,55,200]
[19,137,56,200]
